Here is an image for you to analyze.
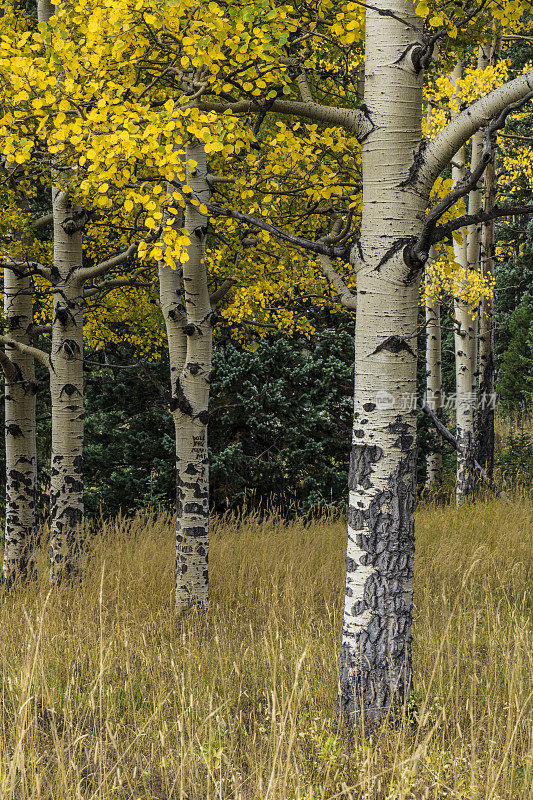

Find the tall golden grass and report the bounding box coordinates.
[0,500,531,799]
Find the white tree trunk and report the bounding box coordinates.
[425,264,442,487]
[336,2,533,725]
[159,140,213,612]
[338,1,425,725]
[49,189,84,583]
[450,64,476,505]
[2,266,37,584]
[37,0,84,582]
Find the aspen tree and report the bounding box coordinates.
[1,263,37,583]
[450,63,477,503]
[36,0,86,581]
[0,163,45,583]
[159,139,218,611]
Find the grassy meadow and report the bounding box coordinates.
[0,500,531,800]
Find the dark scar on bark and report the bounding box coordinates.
[338,447,416,728]
[171,378,193,416]
[388,416,414,451]
[60,383,81,398]
[375,237,415,270]
[399,138,428,186]
[6,424,23,438]
[348,443,383,490]
[372,336,416,358]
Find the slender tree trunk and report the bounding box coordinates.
[477,37,500,479]
[37,0,85,582]
[49,189,84,583]
[425,266,443,487]
[159,140,213,612]
[454,288,476,502]
[338,1,425,726]
[451,64,476,504]
[173,140,212,612]
[2,266,37,584]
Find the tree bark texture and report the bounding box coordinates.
[49,189,84,583]
[2,266,37,584]
[338,1,425,727]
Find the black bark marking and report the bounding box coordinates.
[339,446,417,728]
[376,237,414,270]
[363,402,376,412]
[6,424,23,438]
[197,410,209,426]
[388,417,414,452]
[60,383,81,398]
[399,138,427,185]
[171,378,193,416]
[372,336,416,358]
[348,444,383,491]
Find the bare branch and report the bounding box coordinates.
[198,98,371,140]
[0,259,52,281]
[30,213,53,231]
[0,335,50,370]
[431,204,533,244]
[316,254,357,310]
[83,268,147,298]
[210,279,234,306]
[411,91,533,265]
[207,203,352,260]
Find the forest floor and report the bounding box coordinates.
[0,499,531,800]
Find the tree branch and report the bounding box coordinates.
[77,241,141,282]
[421,69,533,189]
[207,203,352,260]
[0,335,50,370]
[198,98,371,140]
[411,90,533,264]
[30,213,53,231]
[209,279,234,306]
[83,268,147,298]
[316,254,357,309]
[0,259,52,281]
[431,204,533,245]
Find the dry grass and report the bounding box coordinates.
[0,501,531,799]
